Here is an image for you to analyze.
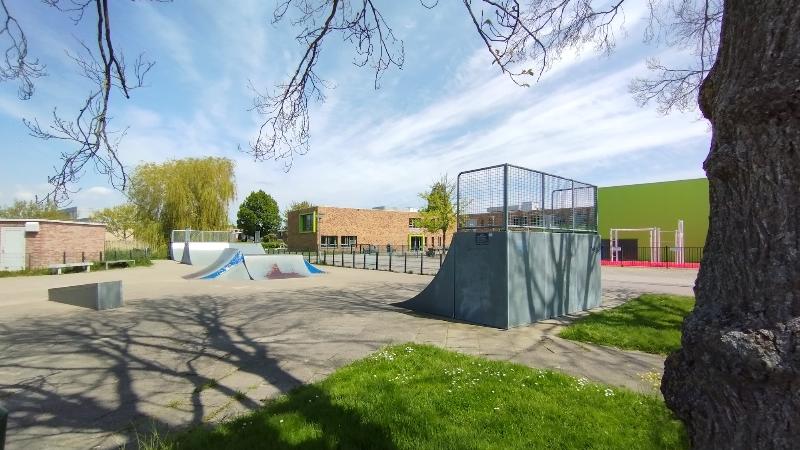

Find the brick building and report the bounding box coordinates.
[0,219,106,270]
[286,206,454,251]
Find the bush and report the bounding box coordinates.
[261,240,286,250]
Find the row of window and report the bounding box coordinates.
[302,214,423,232]
[319,235,445,248]
[321,236,357,248]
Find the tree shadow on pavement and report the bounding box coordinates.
[0,282,421,449]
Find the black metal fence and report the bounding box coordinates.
[306,244,447,255]
[457,163,598,233]
[1,246,152,271]
[266,248,447,276]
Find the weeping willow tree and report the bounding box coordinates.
[128,157,236,251]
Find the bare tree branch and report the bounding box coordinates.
[22,0,156,204]
[253,0,638,163]
[250,0,404,166]
[631,0,722,113]
[0,0,46,99]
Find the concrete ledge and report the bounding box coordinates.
[48,281,123,310]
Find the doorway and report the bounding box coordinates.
[0,227,26,271]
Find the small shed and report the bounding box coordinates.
[0,219,106,270]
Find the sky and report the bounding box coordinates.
[0,0,711,219]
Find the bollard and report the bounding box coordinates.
[363,252,366,269]
[352,251,355,268]
[440,252,443,268]
[375,252,379,270]
[420,253,424,275]
[404,252,407,273]
[389,252,392,272]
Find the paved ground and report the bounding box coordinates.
[0,262,697,449]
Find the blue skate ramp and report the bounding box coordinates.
[183,249,252,280]
[243,254,324,280]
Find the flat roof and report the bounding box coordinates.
[0,218,106,227]
[599,178,707,189]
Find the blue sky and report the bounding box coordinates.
[0,0,710,218]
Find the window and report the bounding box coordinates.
[299,213,315,233]
[467,219,478,228]
[409,218,421,228]
[321,236,338,248]
[341,236,357,248]
[511,216,529,226]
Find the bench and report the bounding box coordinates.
[104,259,136,270]
[48,262,92,275]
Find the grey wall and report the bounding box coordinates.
[506,232,601,327]
[453,232,508,328]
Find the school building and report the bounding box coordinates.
[286,206,454,251]
[285,178,710,256]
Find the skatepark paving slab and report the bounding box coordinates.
[0,261,697,449]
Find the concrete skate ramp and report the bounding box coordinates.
[183,248,250,280]
[243,254,323,280]
[228,243,266,255]
[172,242,265,261]
[177,242,230,265]
[395,231,601,328]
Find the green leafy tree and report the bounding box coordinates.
[236,190,280,239]
[419,176,456,248]
[0,199,69,219]
[128,157,236,250]
[90,204,137,240]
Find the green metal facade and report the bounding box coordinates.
[598,178,709,248]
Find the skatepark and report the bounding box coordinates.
[0,164,699,449]
[0,259,697,449]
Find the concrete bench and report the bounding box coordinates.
[48,281,123,310]
[104,259,135,270]
[48,262,92,275]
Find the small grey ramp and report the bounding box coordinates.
[243,255,321,280]
[183,248,247,279]
[48,281,123,310]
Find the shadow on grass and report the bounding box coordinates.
[175,384,398,450]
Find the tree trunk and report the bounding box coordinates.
[661,2,800,448]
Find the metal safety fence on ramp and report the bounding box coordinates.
[266,248,446,276]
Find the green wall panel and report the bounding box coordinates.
[598,178,709,248]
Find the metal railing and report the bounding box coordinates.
[457,163,598,233]
[266,249,448,276]
[171,229,239,243]
[600,246,703,268]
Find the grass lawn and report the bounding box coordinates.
[558,294,695,355]
[146,344,686,450]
